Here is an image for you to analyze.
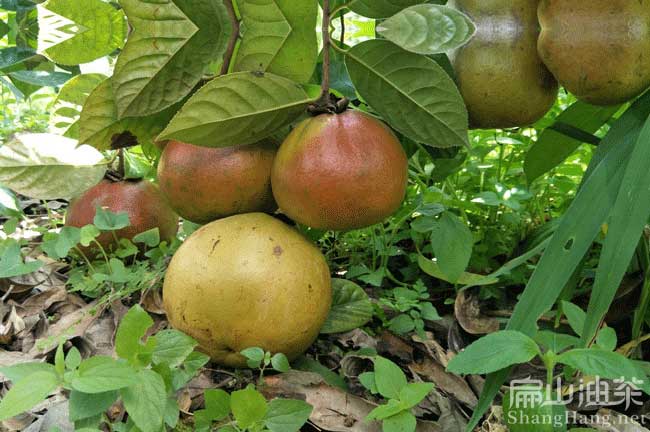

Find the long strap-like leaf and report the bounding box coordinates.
[466,92,650,431]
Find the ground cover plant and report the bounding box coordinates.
[0,0,650,431]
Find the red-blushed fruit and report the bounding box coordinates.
[157,140,278,224]
[65,180,179,251]
[271,110,408,231]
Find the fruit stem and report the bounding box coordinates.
[221,0,240,76]
[117,149,125,179]
[319,0,332,103]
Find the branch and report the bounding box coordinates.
[221,0,240,76]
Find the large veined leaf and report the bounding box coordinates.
[0,134,107,200]
[345,39,469,148]
[8,70,71,87]
[113,0,232,118]
[467,93,650,431]
[321,279,373,334]
[158,72,312,147]
[50,73,106,139]
[376,4,476,55]
[235,0,318,83]
[525,101,620,183]
[79,79,180,151]
[349,0,427,19]
[37,0,127,66]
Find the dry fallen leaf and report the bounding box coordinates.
[454,291,500,335]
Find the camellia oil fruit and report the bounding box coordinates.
[65,180,179,251]
[271,110,408,231]
[157,140,277,224]
[538,0,650,106]
[448,0,559,128]
[163,213,332,368]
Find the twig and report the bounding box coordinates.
[319,0,331,103]
[221,0,241,76]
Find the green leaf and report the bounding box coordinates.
[376,5,475,55]
[388,314,415,335]
[0,133,106,200]
[560,301,586,337]
[447,331,540,375]
[596,327,617,351]
[271,353,290,373]
[0,241,42,278]
[113,0,231,118]
[93,207,130,231]
[0,371,59,421]
[581,115,650,346]
[50,74,106,139]
[385,411,417,432]
[359,371,378,394]
[69,390,118,421]
[503,386,567,432]
[418,255,499,287]
[235,0,318,83]
[534,331,578,354]
[42,226,81,259]
[71,356,138,393]
[55,343,65,377]
[78,78,182,151]
[132,228,160,247]
[120,369,167,432]
[345,39,468,149]
[320,278,373,334]
[293,357,347,390]
[152,329,198,367]
[158,72,311,147]
[525,102,619,183]
[38,0,126,65]
[399,382,433,409]
[557,349,650,394]
[264,399,313,432]
[418,302,440,321]
[241,347,265,368]
[349,0,426,19]
[366,399,405,421]
[468,93,650,431]
[0,362,55,384]
[79,225,101,247]
[204,389,231,421]
[115,305,154,364]
[429,212,473,283]
[8,70,72,87]
[374,357,407,400]
[231,385,268,429]
[0,47,35,69]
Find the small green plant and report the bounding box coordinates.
[447,326,650,431]
[360,356,434,432]
[194,384,312,432]
[377,280,440,338]
[0,305,209,431]
[240,347,290,383]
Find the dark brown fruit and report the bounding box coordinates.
[271,110,408,231]
[538,0,650,105]
[449,0,559,128]
[65,180,179,251]
[157,140,278,224]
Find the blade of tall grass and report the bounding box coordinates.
[580,115,650,345]
[466,93,650,431]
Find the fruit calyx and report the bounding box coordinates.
[308,93,350,116]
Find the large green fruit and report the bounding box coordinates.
[271,110,408,231]
[163,213,332,368]
[449,0,559,128]
[157,140,277,224]
[65,180,179,252]
[538,0,650,105]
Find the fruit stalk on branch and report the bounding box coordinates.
[221,0,241,76]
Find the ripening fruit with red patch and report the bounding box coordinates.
[65,180,179,251]
[271,110,408,231]
[157,140,278,224]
